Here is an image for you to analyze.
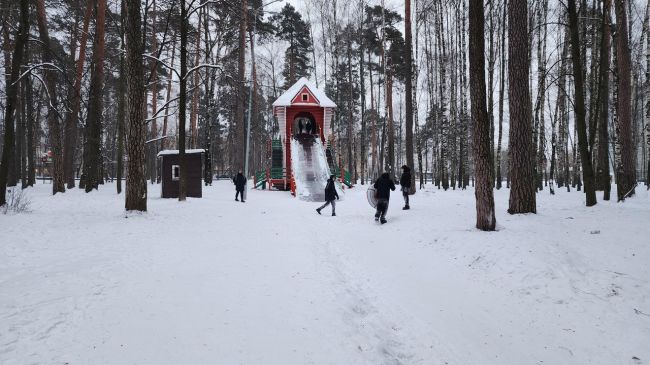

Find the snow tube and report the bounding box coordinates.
[366,187,378,208]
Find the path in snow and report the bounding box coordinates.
[1,181,649,365]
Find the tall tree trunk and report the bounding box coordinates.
[189,8,201,149]
[596,0,612,200]
[35,0,65,195]
[347,31,354,178]
[124,0,147,211]
[161,31,176,151]
[26,65,35,187]
[404,0,415,184]
[149,0,158,184]
[0,12,24,202]
[645,0,650,188]
[568,0,597,206]
[534,0,549,191]
[235,0,248,171]
[496,0,507,189]
[385,73,395,177]
[116,0,126,194]
[178,0,189,201]
[469,0,496,231]
[507,0,536,214]
[613,0,636,200]
[83,0,107,192]
[64,0,93,189]
[359,2,366,184]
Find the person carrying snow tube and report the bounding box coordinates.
[400,165,412,210]
[234,170,246,202]
[316,175,339,216]
[373,172,396,224]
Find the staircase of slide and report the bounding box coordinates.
[290,134,333,201]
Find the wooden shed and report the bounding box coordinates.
[157,149,205,198]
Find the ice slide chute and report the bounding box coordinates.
[290,135,343,202]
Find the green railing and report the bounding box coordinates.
[254,170,267,189]
[270,167,285,179]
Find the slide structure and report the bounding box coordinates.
[290,135,343,202]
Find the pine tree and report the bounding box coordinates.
[507,0,536,213]
[469,0,496,231]
[272,4,313,87]
[0,0,30,206]
[613,0,637,200]
[568,0,597,206]
[124,0,147,211]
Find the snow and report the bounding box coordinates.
[1,182,649,364]
[272,77,337,108]
[156,149,205,156]
[290,137,344,201]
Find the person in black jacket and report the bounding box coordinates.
[400,165,412,210]
[234,170,246,202]
[316,175,339,216]
[373,172,396,224]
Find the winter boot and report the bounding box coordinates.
[316,208,321,215]
[332,212,336,216]
[380,217,387,224]
[403,205,410,210]
[374,212,380,221]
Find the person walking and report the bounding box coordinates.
[234,170,246,202]
[316,175,339,216]
[400,165,412,210]
[373,172,396,224]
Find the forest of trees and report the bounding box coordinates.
[1,0,649,230]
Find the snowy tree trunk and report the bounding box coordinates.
[469,0,496,231]
[568,0,597,206]
[596,0,612,200]
[64,1,92,189]
[507,0,536,214]
[35,0,65,195]
[83,0,107,192]
[613,0,637,200]
[124,0,147,211]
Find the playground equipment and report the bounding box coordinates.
[254,78,353,199]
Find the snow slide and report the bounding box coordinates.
[290,135,343,202]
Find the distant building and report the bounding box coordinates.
[157,149,205,198]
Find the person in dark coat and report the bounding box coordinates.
[234,170,246,202]
[298,119,304,134]
[316,175,339,216]
[373,172,396,224]
[399,165,412,210]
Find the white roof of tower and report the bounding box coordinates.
[272,77,337,108]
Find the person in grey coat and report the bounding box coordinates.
[316,175,339,216]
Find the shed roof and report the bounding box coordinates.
[157,149,205,157]
[272,77,336,108]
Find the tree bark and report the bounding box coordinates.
[507,0,536,213]
[596,0,612,200]
[64,0,93,189]
[178,0,189,201]
[469,0,496,231]
[404,0,415,183]
[613,0,637,200]
[0,0,29,202]
[35,0,65,195]
[124,0,147,211]
[496,0,507,189]
[83,0,107,192]
[234,0,248,172]
[568,0,597,206]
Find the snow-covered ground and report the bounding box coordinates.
[1,181,649,365]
